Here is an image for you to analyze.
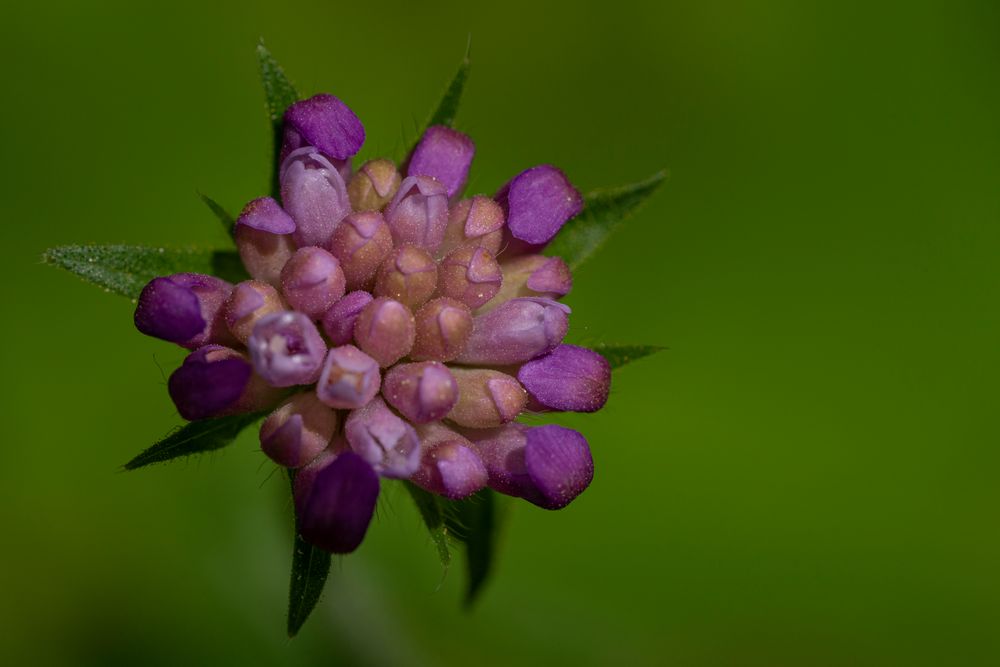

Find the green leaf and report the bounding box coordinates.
[404,481,452,568]
[545,170,668,271]
[425,39,471,130]
[43,244,248,300]
[257,42,299,198]
[123,412,263,470]
[286,470,332,638]
[445,489,505,608]
[591,343,666,370]
[198,192,235,239]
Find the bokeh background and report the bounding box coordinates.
[3,1,999,664]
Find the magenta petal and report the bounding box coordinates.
[463,424,537,499]
[523,425,594,509]
[456,297,570,366]
[517,344,611,412]
[321,291,373,346]
[167,346,252,421]
[235,197,296,234]
[496,165,583,246]
[407,125,475,198]
[295,449,380,554]
[283,93,365,160]
[134,273,234,349]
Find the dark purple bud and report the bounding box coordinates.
[517,344,611,413]
[495,165,583,248]
[384,175,449,252]
[295,447,380,554]
[382,362,458,424]
[448,368,527,428]
[280,148,351,248]
[247,311,327,387]
[437,196,505,258]
[437,245,503,310]
[321,290,373,346]
[406,125,475,198]
[455,298,569,366]
[223,280,286,344]
[353,297,416,367]
[328,211,394,290]
[279,247,346,320]
[283,93,365,161]
[234,198,297,288]
[374,245,438,309]
[411,422,488,499]
[134,273,234,349]
[344,396,421,478]
[260,392,338,468]
[347,159,401,211]
[411,297,472,362]
[316,345,381,409]
[168,345,278,421]
[486,255,572,311]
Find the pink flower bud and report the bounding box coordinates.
[410,297,472,362]
[437,245,503,309]
[321,291,373,346]
[384,175,449,252]
[410,422,487,499]
[456,298,569,366]
[279,247,346,320]
[247,311,327,387]
[223,280,286,344]
[280,148,351,248]
[260,392,338,468]
[382,362,458,424]
[233,197,297,287]
[374,245,438,309]
[316,345,381,409]
[344,396,421,478]
[437,196,505,258]
[353,297,415,367]
[347,159,401,211]
[328,211,394,290]
[447,368,527,428]
[484,255,572,312]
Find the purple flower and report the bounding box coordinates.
[495,164,583,249]
[385,175,449,251]
[411,422,488,499]
[247,311,327,387]
[234,197,297,288]
[134,273,234,349]
[328,211,394,290]
[407,125,475,198]
[347,159,402,212]
[281,93,365,163]
[294,447,379,554]
[437,245,503,309]
[353,297,416,367]
[260,392,338,468]
[316,345,381,409]
[437,196,505,258]
[373,245,439,309]
[518,344,611,412]
[168,345,277,420]
[280,148,352,248]
[223,280,286,344]
[410,297,472,362]
[456,297,570,366]
[448,368,527,428]
[344,396,421,478]
[279,247,346,320]
[321,290,373,346]
[382,361,458,424]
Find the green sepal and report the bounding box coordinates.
[123,412,264,470]
[198,192,236,239]
[286,469,332,638]
[591,343,667,370]
[256,42,300,198]
[404,481,452,569]
[424,39,471,131]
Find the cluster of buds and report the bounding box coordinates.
[133,93,611,553]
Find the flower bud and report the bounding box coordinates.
[279,247,346,320]
[484,255,572,311]
[347,159,401,211]
[321,291,373,346]
[282,93,365,162]
[168,345,278,421]
[247,311,327,387]
[134,273,235,349]
[344,396,420,478]
[353,297,415,367]
[410,297,472,362]
[437,245,502,309]
[455,298,569,366]
[406,125,475,198]
[437,196,504,258]
[280,148,351,248]
[374,245,438,309]
[328,211,393,290]
[495,165,583,250]
[517,344,611,413]
[294,447,379,554]
[382,362,458,424]
[315,345,381,409]
[411,422,487,499]
[384,175,449,252]
[447,368,527,428]
[233,197,297,287]
[260,392,338,468]
[223,280,286,344]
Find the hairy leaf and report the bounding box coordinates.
[123,412,263,470]
[546,170,668,270]
[257,42,300,197]
[425,40,471,130]
[591,343,666,370]
[44,244,247,300]
[405,481,451,568]
[198,192,235,239]
[445,489,505,608]
[286,469,332,638]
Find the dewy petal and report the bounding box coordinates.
[247,311,327,387]
[411,422,487,499]
[382,362,458,424]
[344,396,421,478]
[234,196,296,234]
[384,175,449,252]
[406,125,475,198]
[523,425,594,510]
[283,93,365,161]
[495,165,583,247]
[167,345,252,421]
[280,148,351,248]
[134,273,234,349]
[321,291,373,346]
[295,448,380,554]
[260,392,338,468]
[455,297,569,366]
[316,345,381,409]
[517,344,611,412]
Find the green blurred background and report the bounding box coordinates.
[3,0,999,664]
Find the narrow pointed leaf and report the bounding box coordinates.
[123,412,264,470]
[286,469,332,638]
[198,192,235,239]
[404,481,451,568]
[592,343,666,370]
[445,489,506,608]
[256,42,300,197]
[44,244,248,300]
[425,40,471,130]
[545,170,668,270]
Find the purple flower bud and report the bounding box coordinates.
[279,247,346,320]
[347,159,401,211]
[134,273,235,349]
[384,175,449,252]
[344,396,421,478]
[411,297,472,362]
[247,311,327,387]
[495,165,583,249]
[168,345,278,421]
[260,392,338,468]
[280,148,351,248]
[406,125,475,198]
[234,198,297,287]
[321,290,373,346]
[316,345,381,409]
[294,447,379,554]
[328,211,394,291]
[353,297,416,367]
[382,362,458,424]
[517,344,611,413]
[374,245,438,309]
[461,423,534,499]
[282,93,365,162]
[485,255,572,311]
[223,280,286,344]
[455,298,570,366]
[411,422,487,499]
[437,245,503,310]
[447,368,527,428]
[437,196,505,258]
